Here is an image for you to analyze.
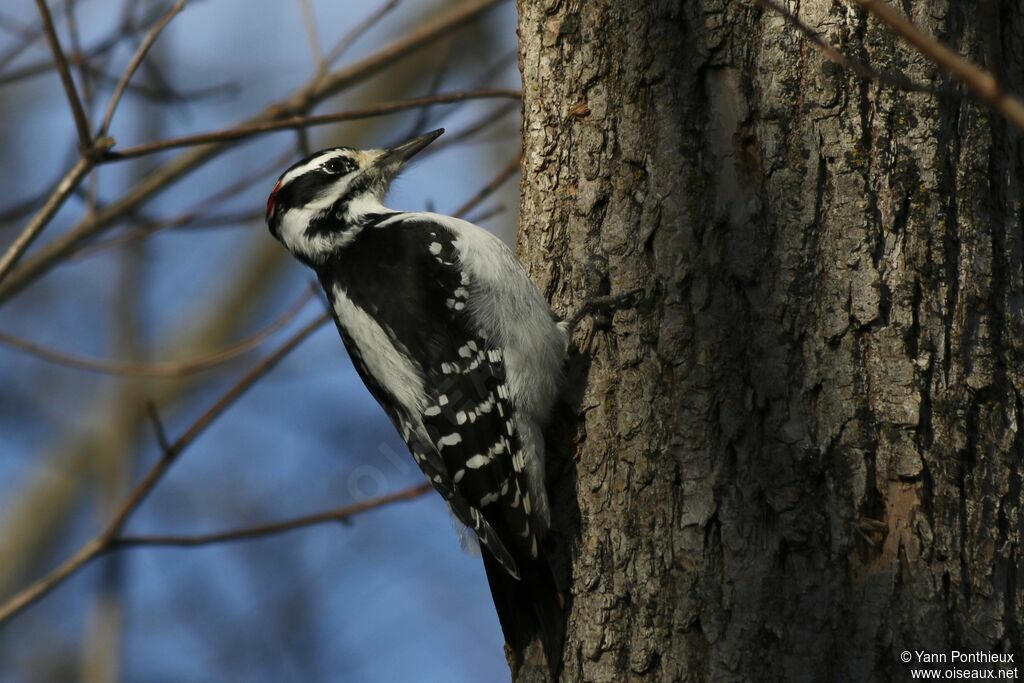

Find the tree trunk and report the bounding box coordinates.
[516,1,1024,681]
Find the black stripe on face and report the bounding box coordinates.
[271,148,359,214]
[278,147,355,180]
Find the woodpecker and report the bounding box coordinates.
[266,128,565,668]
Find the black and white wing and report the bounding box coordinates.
[319,214,537,577]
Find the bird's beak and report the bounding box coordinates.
[369,128,444,188]
[381,128,444,166]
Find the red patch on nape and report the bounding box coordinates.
[266,180,282,220]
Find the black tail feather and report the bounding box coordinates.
[481,547,565,679]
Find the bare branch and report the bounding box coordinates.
[851,0,1024,129]
[97,0,189,136]
[0,3,170,87]
[305,0,502,103]
[0,0,152,285]
[0,480,429,626]
[70,151,292,259]
[105,312,331,536]
[112,483,432,548]
[0,241,284,603]
[105,89,520,161]
[83,63,237,105]
[0,156,94,286]
[0,286,316,377]
[454,153,521,219]
[0,311,330,626]
[35,0,92,149]
[0,538,107,627]
[0,0,505,305]
[0,1,75,73]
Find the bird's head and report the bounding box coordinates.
[266,127,444,262]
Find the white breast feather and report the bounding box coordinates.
[330,284,427,415]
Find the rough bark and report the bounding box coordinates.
[516,1,1024,681]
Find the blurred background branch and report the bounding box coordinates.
[0,310,331,625]
[112,482,432,549]
[34,0,92,148]
[0,1,520,680]
[0,286,315,377]
[0,0,503,304]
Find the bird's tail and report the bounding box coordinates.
[481,546,565,678]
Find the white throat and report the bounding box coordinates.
[279,193,390,262]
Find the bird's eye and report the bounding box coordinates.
[323,157,354,175]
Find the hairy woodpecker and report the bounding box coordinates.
[266,128,565,666]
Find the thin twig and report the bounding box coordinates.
[0,0,137,284]
[97,0,189,136]
[851,0,1024,130]
[0,287,317,377]
[0,480,427,626]
[105,89,521,160]
[35,0,92,149]
[0,241,282,607]
[453,153,521,219]
[0,312,330,626]
[0,156,93,286]
[0,538,107,627]
[113,483,432,548]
